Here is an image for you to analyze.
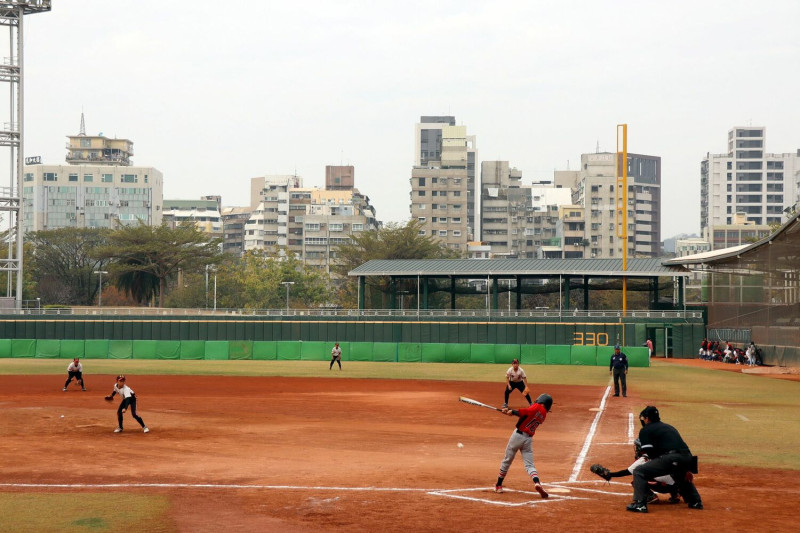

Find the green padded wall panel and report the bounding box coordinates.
[545,345,571,365]
[85,340,110,358]
[179,341,206,360]
[300,341,329,361]
[35,339,60,358]
[276,341,301,360]
[205,341,230,360]
[445,343,471,363]
[59,340,85,359]
[108,340,133,359]
[11,339,35,358]
[494,344,520,365]
[421,343,446,363]
[570,345,597,366]
[372,342,396,362]
[132,340,157,359]
[397,343,422,362]
[520,344,546,365]
[155,341,181,360]
[229,340,254,360]
[252,341,277,360]
[469,344,494,363]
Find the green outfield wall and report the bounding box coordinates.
[0,338,651,366]
[0,315,702,351]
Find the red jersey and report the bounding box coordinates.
[514,403,548,436]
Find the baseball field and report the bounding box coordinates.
[1,358,798,532]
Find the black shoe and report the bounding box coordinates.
[613,394,619,397]
[626,501,648,513]
[688,501,703,510]
[646,493,658,505]
[668,495,681,504]
[623,394,627,397]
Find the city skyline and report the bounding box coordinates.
[15,0,800,239]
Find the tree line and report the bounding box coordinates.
[11,219,455,309]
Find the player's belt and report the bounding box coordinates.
[666,449,690,455]
[515,429,531,437]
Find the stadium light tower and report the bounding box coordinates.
[0,1,51,309]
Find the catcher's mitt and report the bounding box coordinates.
[590,463,612,481]
[104,395,113,402]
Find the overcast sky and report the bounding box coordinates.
[18,0,800,238]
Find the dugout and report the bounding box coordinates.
[665,211,800,367]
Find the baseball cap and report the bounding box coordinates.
[614,344,620,349]
[116,375,126,381]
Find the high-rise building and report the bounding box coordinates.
[221,206,251,256]
[479,162,573,258]
[701,126,800,235]
[162,198,222,238]
[410,116,476,251]
[245,171,378,274]
[573,152,661,258]
[22,121,163,233]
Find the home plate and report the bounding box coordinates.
[547,487,570,494]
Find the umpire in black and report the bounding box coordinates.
[609,345,628,397]
[627,406,703,513]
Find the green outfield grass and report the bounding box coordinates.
[0,494,172,533]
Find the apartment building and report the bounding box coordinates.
[221,206,251,256]
[410,116,476,251]
[701,126,800,235]
[22,127,163,232]
[574,152,661,258]
[162,197,222,238]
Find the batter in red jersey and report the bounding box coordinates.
[494,393,552,498]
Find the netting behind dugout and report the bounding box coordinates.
[705,215,800,361]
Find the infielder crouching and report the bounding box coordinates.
[104,375,149,433]
[63,358,86,391]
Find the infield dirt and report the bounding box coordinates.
[1,374,797,532]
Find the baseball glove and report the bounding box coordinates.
[104,395,113,402]
[523,387,530,396]
[590,463,612,481]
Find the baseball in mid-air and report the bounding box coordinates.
[457,442,464,448]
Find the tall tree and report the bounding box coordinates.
[96,221,221,307]
[214,249,332,309]
[332,220,460,308]
[26,227,111,305]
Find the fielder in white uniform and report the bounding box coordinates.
[503,358,532,408]
[105,375,149,433]
[63,358,86,391]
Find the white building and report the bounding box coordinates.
[22,128,163,233]
[701,126,800,235]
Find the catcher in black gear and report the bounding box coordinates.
[589,439,684,504]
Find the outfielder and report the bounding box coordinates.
[329,342,342,371]
[63,358,86,391]
[104,375,149,433]
[502,358,532,408]
[494,392,552,498]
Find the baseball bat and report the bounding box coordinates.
[459,396,503,412]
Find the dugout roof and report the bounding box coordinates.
[349,258,691,278]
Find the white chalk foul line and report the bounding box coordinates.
[628,412,635,443]
[737,414,750,422]
[569,386,611,482]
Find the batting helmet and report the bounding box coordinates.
[535,393,553,412]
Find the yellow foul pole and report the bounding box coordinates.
[616,124,628,314]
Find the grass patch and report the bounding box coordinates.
[1,493,173,532]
